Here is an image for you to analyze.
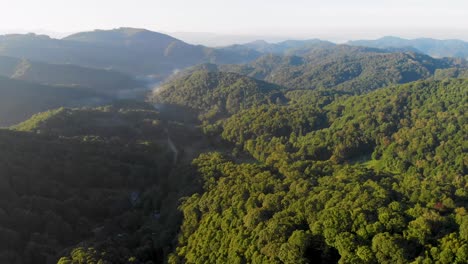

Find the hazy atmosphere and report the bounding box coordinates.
[2,0,468,44]
[0,1,467,263]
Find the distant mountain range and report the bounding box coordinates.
[348,36,468,59]
[226,36,468,61]
[0,28,260,79]
[1,26,468,264]
[224,39,335,55]
[1,27,468,126]
[1,28,468,81]
[182,44,465,93]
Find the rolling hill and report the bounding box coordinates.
[0,26,466,264]
[152,70,285,121]
[214,45,467,93]
[0,103,172,263]
[170,78,468,264]
[0,101,215,264]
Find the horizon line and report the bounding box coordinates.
[1,27,467,46]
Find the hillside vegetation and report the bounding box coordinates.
[0,28,466,264]
[0,102,210,264]
[169,79,468,264]
[153,71,285,121]
[218,46,465,92]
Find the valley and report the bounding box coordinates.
[0,26,466,264]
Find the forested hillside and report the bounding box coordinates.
[169,79,468,263]
[153,71,285,121]
[0,102,212,264]
[0,26,466,264]
[434,68,468,80]
[214,45,466,93]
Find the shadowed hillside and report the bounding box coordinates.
[0,76,109,126]
[0,56,143,94]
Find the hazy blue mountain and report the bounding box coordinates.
[0,28,261,79]
[64,27,180,46]
[225,39,335,55]
[348,36,468,59]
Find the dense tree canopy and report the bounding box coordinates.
[0,33,466,264]
[205,45,466,93]
[169,79,468,263]
[153,71,285,121]
[0,102,208,263]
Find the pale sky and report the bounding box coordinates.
[1,0,467,43]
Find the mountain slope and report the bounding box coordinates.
[0,104,172,263]
[171,78,468,264]
[64,27,179,47]
[0,28,260,78]
[0,56,143,94]
[0,101,217,264]
[0,76,107,126]
[152,70,285,120]
[434,67,468,79]
[65,27,261,69]
[217,45,466,92]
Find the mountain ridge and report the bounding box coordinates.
[348,36,468,59]
[186,44,467,93]
[0,28,261,78]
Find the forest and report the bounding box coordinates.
[0,27,466,264]
[165,78,468,264]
